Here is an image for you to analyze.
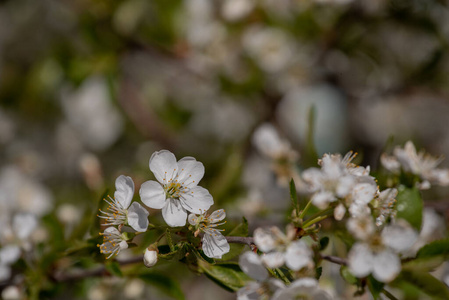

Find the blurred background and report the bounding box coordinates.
[1,0,449,299]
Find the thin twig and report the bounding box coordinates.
[321,255,347,266]
[224,236,255,246]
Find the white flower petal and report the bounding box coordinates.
[104,226,121,234]
[209,209,226,223]
[162,198,187,227]
[188,213,198,225]
[13,213,37,240]
[119,240,129,251]
[0,245,21,265]
[127,202,149,232]
[261,252,285,269]
[334,203,346,221]
[285,240,313,271]
[239,251,268,281]
[202,231,230,259]
[382,221,417,253]
[179,186,213,214]
[352,183,377,204]
[336,176,355,198]
[176,157,205,188]
[149,150,178,184]
[254,227,276,253]
[348,243,374,278]
[0,265,11,282]
[139,180,166,209]
[237,282,263,300]
[372,249,401,282]
[252,123,284,158]
[114,175,134,209]
[312,191,335,209]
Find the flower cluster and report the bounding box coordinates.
[381,140,449,189]
[97,150,229,261]
[97,175,149,258]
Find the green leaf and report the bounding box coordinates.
[402,256,446,272]
[319,237,329,251]
[105,261,123,277]
[397,271,449,299]
[416,239,449,259]
[200,261,251,292]
[395,186,423,231]
[139,272,185,300]
[221,217,248,261]
[340,266,358,285]
[367,275,384,300]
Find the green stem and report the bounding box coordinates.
[302,207,334,228]
[275,268,291,284]
[299,199,314,219]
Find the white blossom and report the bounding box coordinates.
[382,141,449,188]
[254,226,313,270]
[97,227,128,259]
[272,277,333,300]
[98,175,149,232]
[348,219,417,282]
[188,209,230,259]
[237,251,284,300]
[140,150,213,227]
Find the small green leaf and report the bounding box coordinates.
[416,239,449,259]
[319,237,329,251]
[367,275,384,300]
[221,217,248,261]
[397,271,449,299]
[402,256,445,271]
[105,261,123,277]
[340,266,358,285]
[200,261,251,292]
[395,186,423,231]
[139,272,185,300]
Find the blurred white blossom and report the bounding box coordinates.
[61,76,124,151]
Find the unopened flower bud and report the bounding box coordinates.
[143,248,158,268]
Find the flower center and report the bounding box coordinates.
[164,181,183,198]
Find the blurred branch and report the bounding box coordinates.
[321,255,347,266]
[224,236,255,246]
[52,255,144,282]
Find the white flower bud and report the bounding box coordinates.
[143,248,158,268]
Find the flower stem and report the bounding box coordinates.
[299,199,314,219]
[302,207,333,228]
[275,268,291,284]
[382,289,399,300]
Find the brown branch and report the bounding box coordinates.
[321,255,347,266]
[224,236,255,246]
